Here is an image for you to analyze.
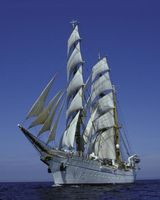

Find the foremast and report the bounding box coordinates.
[60,21,84,155]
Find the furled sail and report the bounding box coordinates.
[38,93,63,136]
[26,76,55,119]
[61,111,80,148]
[28,91,62,129]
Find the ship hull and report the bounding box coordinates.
[18,126,136,185]
[47,154,136,185]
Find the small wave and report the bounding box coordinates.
[71,185,80,188]
[51,184,62,187]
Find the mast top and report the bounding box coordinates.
[70,20,79,29]
[98,52,101,61]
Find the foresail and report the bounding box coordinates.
[26,76,55,119]
[28,91,62,129]
[46,101,64,144]
[38,93,63,136]
[61,111,80,148]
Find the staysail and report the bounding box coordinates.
[46,102,65,144]
[38,93,63,136]
[28,91,62,129]
[26,76,55,119]
[26,75,64,144]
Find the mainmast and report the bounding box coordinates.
[113,86,121,162]
[65,20,84,155]
[83,56,121,163]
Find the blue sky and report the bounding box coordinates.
[0,0,160,181]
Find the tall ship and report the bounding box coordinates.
[18,21,140,184]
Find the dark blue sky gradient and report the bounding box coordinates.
[0,0,160,181]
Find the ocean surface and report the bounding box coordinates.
[0,180,160,200]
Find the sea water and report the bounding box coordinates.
[0,180,160,200]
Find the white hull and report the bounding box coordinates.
[47,154,136,185]
[18,126,138,185]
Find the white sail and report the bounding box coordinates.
[83,108,97,143]
[91,72,112,102]
[66,87,83,119]
[67,42,83,80]
[83,74,92,110]
[92,57,109,81]
[87,136,97,155]
[60,130,68,149]
[38,93,63,136]
[97,92,114,115]
[28,91,62,129]
[61,111,80,148]
[93,109,115,132]
[26,77,55,119]
[68,25,80,53]
[46,102,64,144]
[67,66,84,98]
[94,128,116,160]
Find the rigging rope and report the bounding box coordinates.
[116,98,133,155]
